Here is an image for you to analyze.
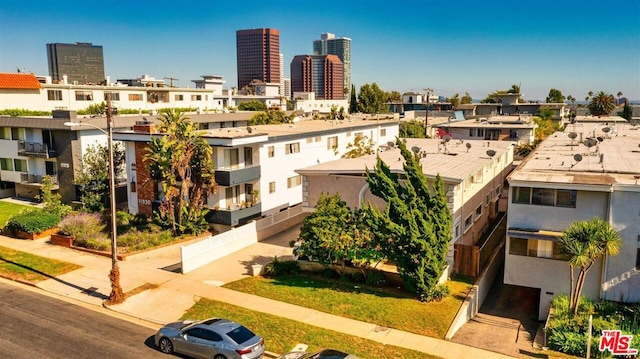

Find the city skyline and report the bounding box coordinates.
[0,0,638,101]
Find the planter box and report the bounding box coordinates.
[50,233,73,247]
[15,227,59,240]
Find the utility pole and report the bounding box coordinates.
[423,88,433,137]
[164,77,179,88]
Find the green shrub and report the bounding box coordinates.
[116,229,175,252]
[5,209,60,234]
[420,284,451,302]
[0,109,51,117]
[320,267,339,279]
[117,108,149,115]
[264,256,300,277]
[348,272,365,283]
[75,235,110,251]
[365,270,387,286]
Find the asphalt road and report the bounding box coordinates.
[0,281,168,359]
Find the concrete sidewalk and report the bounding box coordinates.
[0,232,514,359]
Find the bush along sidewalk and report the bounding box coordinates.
[4,208,61,240]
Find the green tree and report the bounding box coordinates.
[558,218,621,315]
[75,142,126,213]
[546,88,566,103]
[343,134,375,158]
[385,90,402,103]
[357,83,388,114]
[363,138,451,301]
[36,175,71,219]
[146,109,217,235]
[399,120,426,138]
[349,84,358,114]
[460,92,473,105]
[298,193,381,276]
[248,110,295,125]
[588,91,615,116]
[329,105,338,120]
[508,84,520,94]
[616,91,623,105]
[481,90,507,103]
[238,100,267,111]
[620,101,631,121]
[534,108,561,142]
[447,93,460,107]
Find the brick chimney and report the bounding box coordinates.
[133,120,157,134]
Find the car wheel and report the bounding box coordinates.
[213,355,227,359]
[159,337,174,354]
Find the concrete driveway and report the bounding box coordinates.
[451,268,541,358]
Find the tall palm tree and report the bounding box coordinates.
[617,91,623,105]
[588,91,616,116]
[558,218,621,315]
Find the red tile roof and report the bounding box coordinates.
[0,73,42,89]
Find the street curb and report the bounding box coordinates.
[0,274,38,287]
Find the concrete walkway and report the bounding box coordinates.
[0,230,514,359]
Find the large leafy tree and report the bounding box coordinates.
[534,107,562,142]
[238,100,267,111]
[248,110,295,125]
[363,138,452,301]
[298,193,382,276]
[588,91,615,116]
[546,88,565,103]
[399,120,426,138]
[357,83,388,114]
[146,109,217,235]
[558,217,621,315]
[385,90,402,103]
[447,93,460,107]
[460,92,473,105]
[75,142,126,213]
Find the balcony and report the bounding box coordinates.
[20,173,59,186]
[207,202,262,227]
[214,165,260,187]
[17,141,56,158]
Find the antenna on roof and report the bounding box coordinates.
[486,149,496,158]
[411,146,421,154]
[387,141,395,148]
[465,143,472,152]
[247,127,253,133]
[571,153,583,169]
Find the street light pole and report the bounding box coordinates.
[105,93,124,304]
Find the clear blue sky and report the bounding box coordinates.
[1,0,639,101]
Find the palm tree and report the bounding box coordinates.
[587,91,616,116]
[558,217,621,315]
[617,91,623,105]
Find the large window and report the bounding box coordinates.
[75,91,93,101]
[0,127,9,140]
[129,93,143,101]
[509,237,567,260]
[327,136,338,150]
[104,91,120,101]
[285,142,300,155]
[47,90,62,101]
[0,158,13,171]
[512,186,577,208]
[287,175,301,188]
[13,159,27,172]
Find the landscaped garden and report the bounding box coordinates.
[183,298,440,359]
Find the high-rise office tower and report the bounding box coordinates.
[279,53,285,97]
[236,28,280,90]
[313,33,351,93]
[290,54,344,100]
[46,42,105,84]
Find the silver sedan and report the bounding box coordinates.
[154,318,265,359]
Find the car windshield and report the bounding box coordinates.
[226,325,255,344]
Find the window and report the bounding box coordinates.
[314,136,321,142]
[454,223,460,239]
[509,237,528,256]
[287,175,301,188]
[191,94,202,101]
[11,128,24,140]
[47,90,62,101]
[355,132,363,138]
[475,204,482,219]
[306,137,313,144]
[327,136,338,150]
[464,214,473,232]
[75,91,93,101]
[472,169,483,183]
[0,158,13,171]
[510,237,566,260]
[128,93,143,101]
[496,185,502,197]
[268,146,275,158]
[0,127,9,139]
[486,194,490,206]
[244,147,252,166]
[13,159,27,172]
[285,142,300,154]
[556,190,577,208]
[532,188,555,206]
[269,181,276,193]
[226,325,256,345]
[346,131,352,137]
[512,187,531,204]
[636,248,640,269]
[175,94,184,101]
[381,129,387,136]
[104,91,120,101]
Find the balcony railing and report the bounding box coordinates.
[207,202,262,227]
[17,141,56,158]
[214,165,261,187]
[20,173,59,185]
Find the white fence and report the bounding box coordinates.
[181,222,258,273]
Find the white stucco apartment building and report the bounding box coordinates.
[505,122,640,320]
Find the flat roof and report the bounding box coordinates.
[437,117,536,129]
[509,122,640,186]
[297,138,514,182]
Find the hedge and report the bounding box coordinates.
[5,209,60,234]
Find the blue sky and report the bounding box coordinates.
[1,0,638,101]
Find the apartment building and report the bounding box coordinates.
[114,118,399,232]
[296,138,516,277]
[505,122,640,320]
[435,115,537,145]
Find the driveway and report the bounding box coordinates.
[451,267,541,357]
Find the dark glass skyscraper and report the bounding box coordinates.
[46,42,105,84]
[236,29,280,90]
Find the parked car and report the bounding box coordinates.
[277,349,359,359]
[154,317,265,359]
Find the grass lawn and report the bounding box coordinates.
[183,298,440,359]
[0,246,81,283]
[223,273,474,338]
[0,201,33,228]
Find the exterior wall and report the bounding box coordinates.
[603,189,640,302]
[444,126,534,145]
[133,141,156,214]
[292,99,349,114]
[508,190,609,231]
